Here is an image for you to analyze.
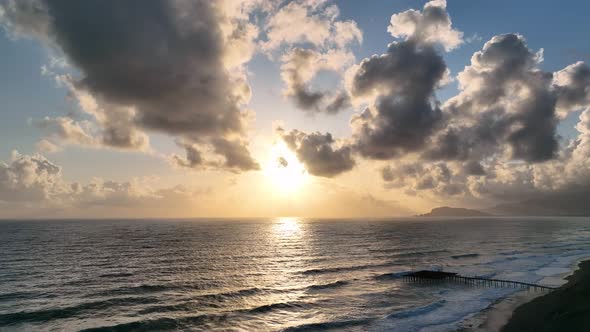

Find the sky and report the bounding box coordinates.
[1,0,590,218]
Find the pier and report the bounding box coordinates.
[402,270,556,291]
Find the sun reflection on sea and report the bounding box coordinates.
[274,217,302,237]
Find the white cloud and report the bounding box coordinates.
[0,151,208,216]
[263,0,362,113]
[388,0,463,51]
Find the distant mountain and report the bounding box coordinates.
[489,193,590,216]
[417,206,491,217]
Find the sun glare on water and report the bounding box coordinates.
[264,143,308,194]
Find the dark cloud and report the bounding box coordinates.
[422,128,470,161]
[349,41,446,159]
[293,86,323,111]
[211,138,260,171]
[173,138,259,172]
[173,140,203,169]
[45,1,239,134]
[281,48,352,114]
[272,1,459,174]
[325,92,350,113]
[422,34,589,169]
[381,166,395,182]
[292,87,351,114]
[344,1,461,160]
[436,34,560,163]
[381,161,465,196]
[2,0,258,170]
[277,156,289,168]
[278,128,355,177]
[463,161,486,176]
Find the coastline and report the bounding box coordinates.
[457,289,543,332]
[500,258,590,331]
[458,257,590,332]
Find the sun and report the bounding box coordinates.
[263,142,308,194]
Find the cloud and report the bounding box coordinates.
[0,151,66,203]
[1,0,260,171]
[381,162,463,196]
[35,139,61,153]
[4,0,590,215]
[0,0,51,40]
[436,34,560,163]
[262,0,361,51]
[264,0,361,114]
[280,47,353,113]
[277,156,289,168]
[210,138,261,171]
[279,0,458,173]
[35,116,97,146]
[387,0,463,51]
[343,0,462,160]
[348,40,448,159]
[0,151,206,215]
[172,140,203,169]
[465,33,483,44]
[378,106,590,214]
[278,127,355,177]
[172,137,260,172]
[463,160,486,176]
[553,61,590,117]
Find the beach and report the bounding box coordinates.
[500,259,590,331]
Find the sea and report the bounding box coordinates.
[1,217,589,332]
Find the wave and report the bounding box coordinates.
[107,284,173,294]
[246,301,311,314]
[306,280,348,291]
[98,272,134,278]
[374,271,412,280]
[135,287,275,315]
[79,314,225,332]
[392,249,449,258]
[198,287,269,300]
[282,318,373,331]
[139,298,312,317]
[91,282,213,297]
[499,250,524,256]
[84,301,314,331]
[0,291,51,302]
[0,296,160,325]
[300,262,399,275]
[451,253,480,259]
[386,300,446,319]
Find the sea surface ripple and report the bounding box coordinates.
[1,217,590,331]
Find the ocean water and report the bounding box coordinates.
[1,217,590,332]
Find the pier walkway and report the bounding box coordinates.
[403,270,556,291]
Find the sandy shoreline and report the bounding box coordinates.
[457,289,542,332]
[457,256,590,332]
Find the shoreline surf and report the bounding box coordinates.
[459,256,590,331]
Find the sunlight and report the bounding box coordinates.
[263,142,308,194]
[273,217,302,237]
